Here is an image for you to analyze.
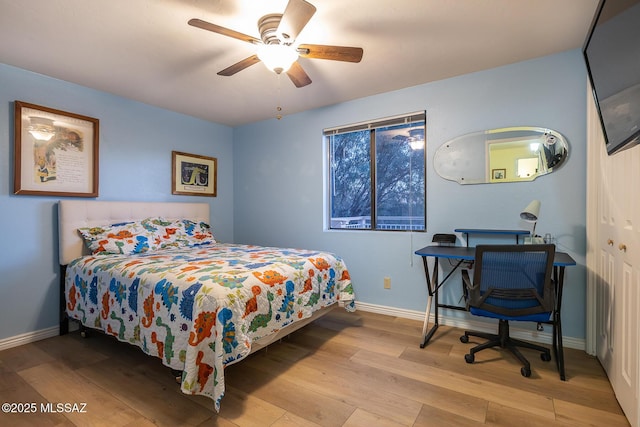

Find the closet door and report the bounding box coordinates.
[616,152,640,427]
[591,120,614,372]
[606,145,639,427]
[589,89,615,376]
[588,86,640,427]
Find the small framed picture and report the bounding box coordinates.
[492,168,506,180]
[172,151,217,197]
[14,101,99,197]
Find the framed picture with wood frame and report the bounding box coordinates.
[172,151,217,197]
[492,168,506,180]
[14,101,99,197]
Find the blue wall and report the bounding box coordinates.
[0,48,588,343]
[0,63,234,340]
[233,49,587,339]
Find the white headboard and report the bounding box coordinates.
[58,200,210,265]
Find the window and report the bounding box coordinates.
[325,112,426,231]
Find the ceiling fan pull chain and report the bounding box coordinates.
[276,73,283,120]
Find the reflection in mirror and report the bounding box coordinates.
[434,126,569,184]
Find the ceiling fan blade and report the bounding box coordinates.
[188,18,260,45]
[217,55,261,76]
[297,44,363,63]
[277,0,317,43]
[286,61,312,88]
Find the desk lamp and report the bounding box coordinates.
[520,199,541,238]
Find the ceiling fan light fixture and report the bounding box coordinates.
[409,138,425,150]
[257,44,298,74]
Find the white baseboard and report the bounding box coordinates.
[0,326,59,352]
[354,301,585,351]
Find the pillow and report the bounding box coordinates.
[153,218,216,249]
[79,217,216,255]
[78,218,163,255]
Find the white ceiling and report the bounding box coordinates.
[0,0,599,127]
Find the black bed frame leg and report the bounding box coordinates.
[60,317,69,335]
[59,264,69,335]
[171,369,182,384]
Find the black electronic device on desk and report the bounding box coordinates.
[432,233,456,245]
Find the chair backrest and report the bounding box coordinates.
[467,244,556,316]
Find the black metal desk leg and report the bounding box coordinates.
[554,266,566,380]
[420,257,440,348]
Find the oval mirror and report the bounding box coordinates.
[434,126,569,184]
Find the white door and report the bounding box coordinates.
[588,85,640,427]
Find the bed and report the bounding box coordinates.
[58,200,355,411]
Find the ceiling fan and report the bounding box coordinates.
[188,0,364,88]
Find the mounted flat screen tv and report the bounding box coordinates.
[583,0,640,155]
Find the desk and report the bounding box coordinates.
[415,244,576,380]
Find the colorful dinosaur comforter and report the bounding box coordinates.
[64,243,355,411]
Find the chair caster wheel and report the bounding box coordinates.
[521,367,531,377]
[464,353,474,364]
[541,352,551,362]
[460,335,469,343]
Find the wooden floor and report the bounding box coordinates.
[0,309,630,426]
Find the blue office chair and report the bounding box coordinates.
[460,244,556,377]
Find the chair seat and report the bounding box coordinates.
[470,307,552,323]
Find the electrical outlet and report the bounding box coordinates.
[384,276,391,289]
